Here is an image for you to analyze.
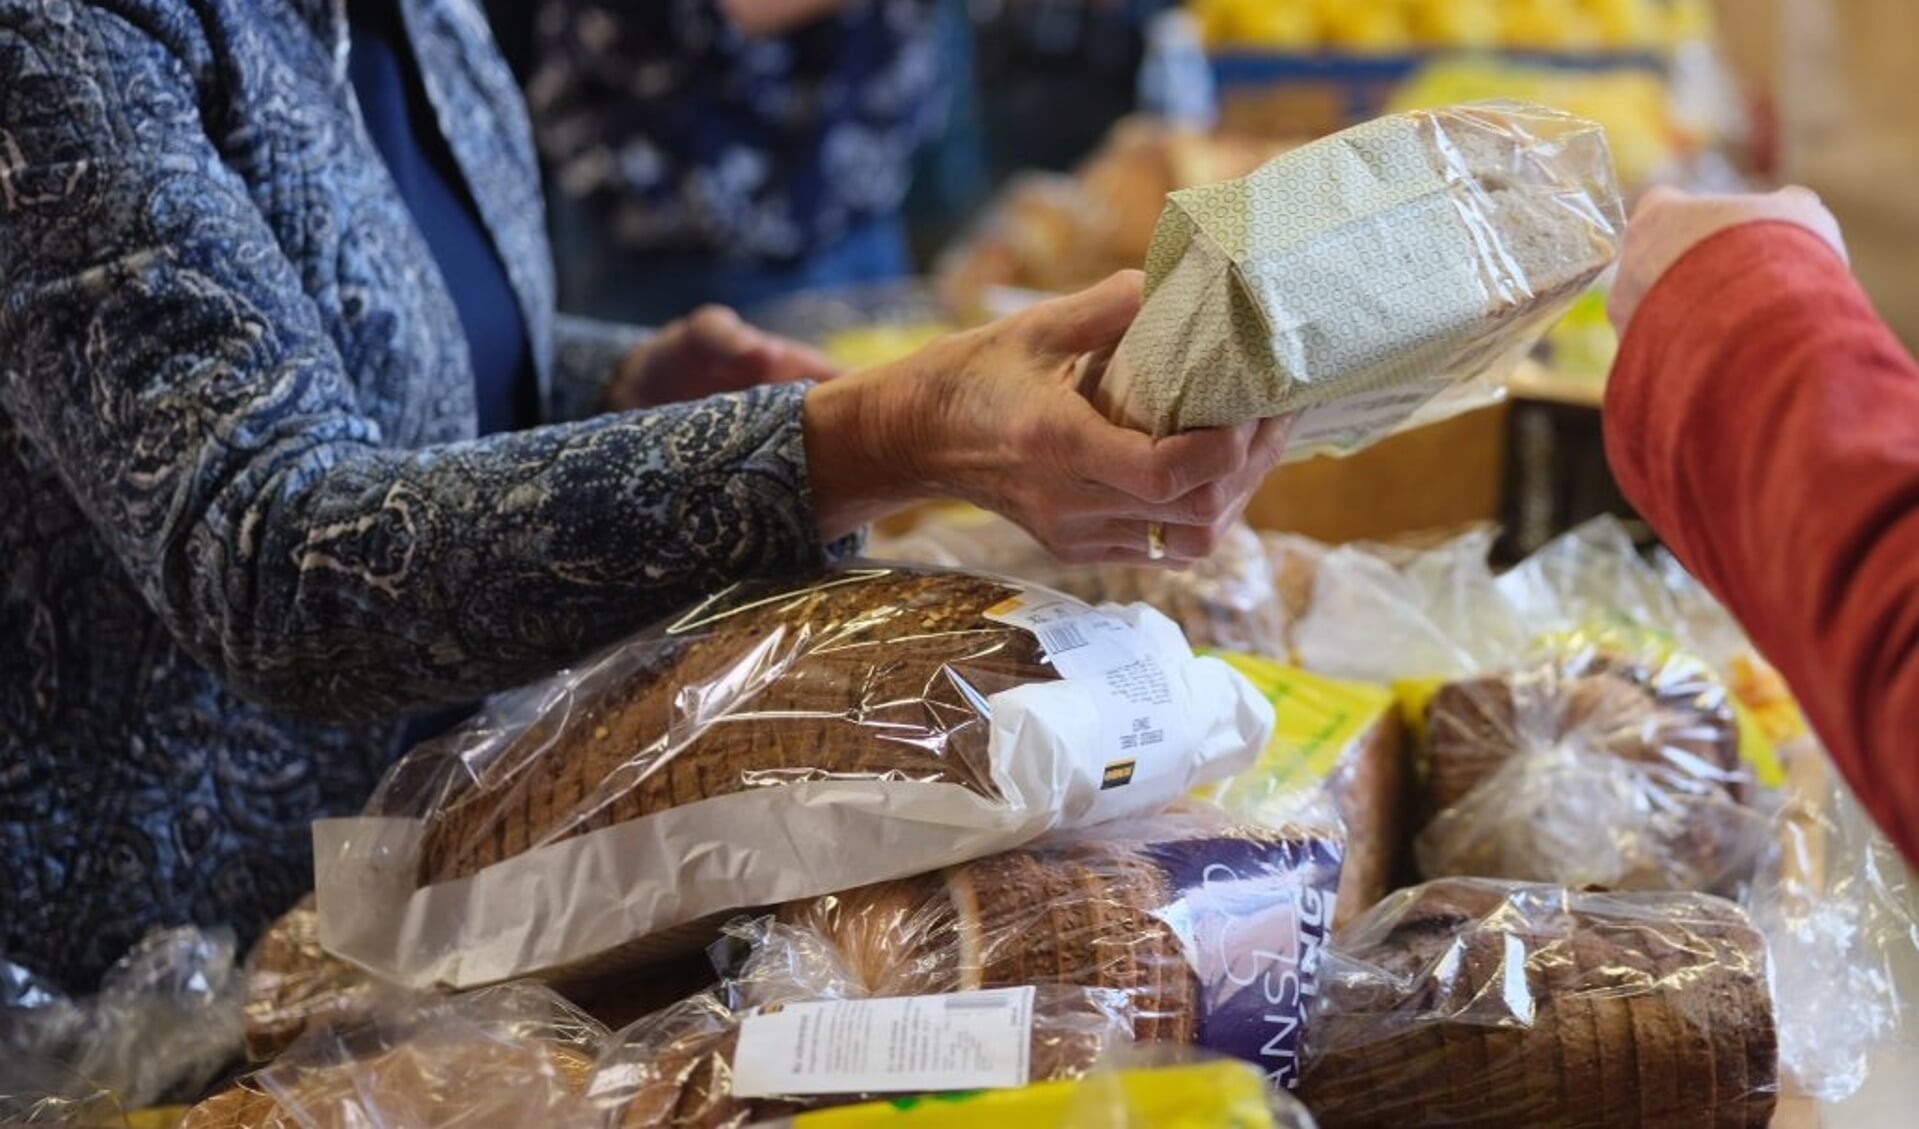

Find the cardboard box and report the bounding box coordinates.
[1243,400,1511,544]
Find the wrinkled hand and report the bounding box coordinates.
[1608,186,1848,335]
[805,272,1293,563]
[608,305,839,412]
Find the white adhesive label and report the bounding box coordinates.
[729,987,1036,1099]
[986,593,1191,818]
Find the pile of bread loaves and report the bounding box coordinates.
[178,106,1794,1127]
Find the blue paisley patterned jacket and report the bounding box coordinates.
[0,0,839,990]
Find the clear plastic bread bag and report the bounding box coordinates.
[240,895,418,1062]
[870,510,1287,655]
[1648,550,1919,1101]
[180,982,606,1129]
[1196,653,1408,928]
[1086,101,1624,461]
[584,916,1134,1129]
[1283,519,1775,896]
[0,1059,126,1128]
[314,565,1271,991]
[737,805,1342,1092]
[1297,877,1779,1127]
[1,927,243,1113]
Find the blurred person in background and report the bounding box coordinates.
[530,0,945,324]
[0,0,1284,993]
[1713,0,1919,352]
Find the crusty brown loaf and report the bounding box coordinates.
[1298,878,1776,1128]
[613,986,1125,1129]
[1048,524,1286,655]
[778,822,1332,1049]
[418,569,1056,883]
[180,1078,294,1129]
[180,1038,599,1129]
[242,896,711,1055]
[1325,710,1409,928]
[1420,652,1750,890]
[244,895,391,1060]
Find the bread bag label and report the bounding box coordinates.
[986,592,1199,822]
[1141,836,1342,1090]
[730,987,1037,1099]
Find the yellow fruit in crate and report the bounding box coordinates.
[1410,0,1500,48]
[1584,0,1662,48]
[1501,0,1601,50]
[1229,0,1319,50]
[1322,2,1413,54]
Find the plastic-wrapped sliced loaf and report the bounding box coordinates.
[315,567,1269,990]
[1298,878,1778,1127]
[1090,102,1623,457]
[768,809,1343,1090]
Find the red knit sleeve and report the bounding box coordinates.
[1605,220,1919,863]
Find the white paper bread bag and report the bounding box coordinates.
[1086,102,1625,458]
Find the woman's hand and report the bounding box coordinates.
[608,305,839,412]
[804,272,1293,563]
[1608,186,1848,335]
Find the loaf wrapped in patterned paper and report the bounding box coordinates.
[1086,102,1623,458]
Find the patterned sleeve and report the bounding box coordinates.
[548,313,649,423]
[0,6,840,720]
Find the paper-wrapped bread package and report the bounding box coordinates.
[1088,102,1624,458]
[313,566,1270,991]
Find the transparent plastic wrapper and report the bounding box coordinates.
[760,807,1343,1090]
[1281,521,1774,895]
[1748,743,1919,1102]
[1087,102,1623,460]
[588,955,1132,1126]
[179,982,605,1129]
[1284,525,1526,684]
[315,566,1271,990]
[1,927,243,1112]
[0,1059,126,1128]
[1201,653,1409,927]
[1297,878,1778,1127]
[242,895,414,1061]
[871,510,1286,655]
[1413,648,1766,895]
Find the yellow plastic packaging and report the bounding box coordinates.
[775,1060,1295,1129]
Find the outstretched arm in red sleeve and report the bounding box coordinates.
[1604,186,1919,863]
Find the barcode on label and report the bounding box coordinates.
[1037,623,1089,654]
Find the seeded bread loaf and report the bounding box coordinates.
[1299,878,1777,1128]
[415,569,1056,884]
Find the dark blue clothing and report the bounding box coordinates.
[348,0,536,437]
[551,197,911,325]
[0,0,842,991]
[530,1,942,269]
